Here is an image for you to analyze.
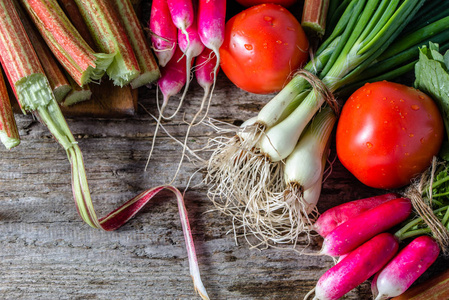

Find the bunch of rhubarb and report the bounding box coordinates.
[16,0,160,108]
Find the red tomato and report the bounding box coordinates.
[219,4,309,94]
[336,81,444,189]
[236,0,298,7]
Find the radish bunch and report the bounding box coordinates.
[308,194,441,300]
[147,0,226,171]
[148,0,225,113]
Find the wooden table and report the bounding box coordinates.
[1,4,449,300]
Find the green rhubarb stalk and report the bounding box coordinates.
[58,0,98,51]
[111,0,160,89]
[62,75,92,106]
[15,1,72,102]
[0,70,20,149]
[19,0,114,87]
[301,0,330,37]
[73,0,141,87]
[0,0,95,226]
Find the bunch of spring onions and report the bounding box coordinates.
[206,0,449,248]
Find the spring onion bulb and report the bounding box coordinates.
[206,0,429,247]
[254,107,335,246]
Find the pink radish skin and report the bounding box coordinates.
[314,233,399,300]
[178,16,204,58]
[160,19,205,120]
[158,45,187,107]
[197,0,226,58]
[321,197,412,256]
[314,193,400,238]
[195,47,218,98]
[371,235,440,300]
[167,0,194,37]
[197,0,226,116]
[149,0,178,67]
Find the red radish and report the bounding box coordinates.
[197,0,226,52]
[371,235,440,300]
[314,193,400,237]
[166,0,194,42]
[197,0,226,87]
[314,233,399,300]
[194,47,219,119]
[321,198,412,256]
[146,45,187,169]
[149,0,178,67]
[196,0,226,122]
[158,46,188,111]
[162,17,204,120]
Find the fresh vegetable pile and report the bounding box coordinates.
[3,0,449,299]
[205,0,449,250]
[203,1,449,297]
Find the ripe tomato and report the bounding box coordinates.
[235,0,298,7]
[219,4,309,94]
[336,81,444,189]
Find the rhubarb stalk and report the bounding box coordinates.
[58,0,98,51]
[62,75,92,106]
[19,0,114,87]
[15,1,72,102]
[301,0,330,38]
[73,0,141,87]
[0,70,20,149]
[112,0,160,89]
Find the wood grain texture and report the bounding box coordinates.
[1,2,448,300]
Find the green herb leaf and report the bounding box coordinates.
[415,42,449,147]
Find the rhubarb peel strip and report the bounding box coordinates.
[69,145,209,299]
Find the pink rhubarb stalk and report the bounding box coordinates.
[0,71,20,149]
[19,0,114,87]
[58,0,98,50]
[15,1,72,102]
[112,0,160,89]
[301,0,330,37]
[73,0,141,86]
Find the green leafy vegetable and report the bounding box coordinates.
[415,42,449,159]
